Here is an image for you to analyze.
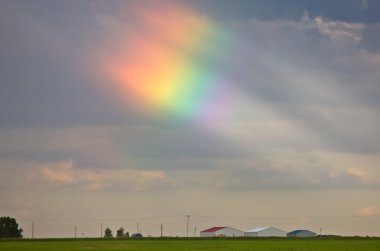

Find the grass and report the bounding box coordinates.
[1,237,380,251]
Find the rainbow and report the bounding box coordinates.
[103,3,236,127]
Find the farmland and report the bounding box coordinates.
[1,237,380,251]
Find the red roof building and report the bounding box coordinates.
[201,227,226,233]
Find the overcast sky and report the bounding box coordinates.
[1,0,380,238]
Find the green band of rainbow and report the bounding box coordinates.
[104,3,234,128]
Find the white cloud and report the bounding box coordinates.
[347,167,367,178]
[347,167,380,185]
[41,161,174,191]
[312,16,364,46]
[41,161,75,184]
[357,206,379,216]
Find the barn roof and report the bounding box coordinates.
[245,227,271,233]
[201,227,226,233]
[288,230,315,234]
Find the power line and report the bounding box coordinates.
[26,213,380,238]
[30,213,380,226]
[192,214,380,220]
[32,221,34,239]
[33,215,184,223]
[186,215,190,237]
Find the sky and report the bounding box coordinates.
[1,0,380,238]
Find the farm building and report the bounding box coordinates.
[287,230,317,237]
[200,226,244,237]
[244,227,286,237]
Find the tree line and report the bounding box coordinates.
[104,227,134,238]
[0,216,23,238]
[1,216,143,239]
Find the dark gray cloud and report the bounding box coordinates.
[114,124,250,162]
[0,1,140,128]
[361,23,380,53]
[1,0,379,188]
[1,1,380,238]
[0,148,111,169]
[189,0,380,23]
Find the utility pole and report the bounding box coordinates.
[32,221,34,239]
[160,224,163,237]
[137,222,139,233]
[101,223,103,238]
[186,215,190,237]
[75,226,77,239]
[194,226,196,237]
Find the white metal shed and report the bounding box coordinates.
[244,227,286,237]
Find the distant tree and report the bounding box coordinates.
[116,227,125,238]
[0,217,23,238]
[104,228,113,238]
[125,231,130,238]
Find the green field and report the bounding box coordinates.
[1,237,380,251]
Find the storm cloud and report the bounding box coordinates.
[1,0,380,237]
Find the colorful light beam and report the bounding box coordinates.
[102,3,238,122]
